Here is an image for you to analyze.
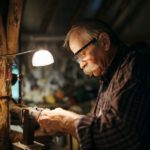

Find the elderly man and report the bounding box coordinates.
[38,19,150,150]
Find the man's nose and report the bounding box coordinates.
[79,61,87,69]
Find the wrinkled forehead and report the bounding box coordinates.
[69,28,91,54]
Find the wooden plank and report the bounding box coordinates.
[0,15,7,55]
[7,0,24,54]
[69,0,91,25]
[0,97,11,149]
[0,59,11,149]
[39,0,58,32]
[0,0,24,149]
[0,12,11,149]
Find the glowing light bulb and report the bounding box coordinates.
[32,50,54,67]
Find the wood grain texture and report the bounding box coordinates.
[0,58,11,150]
[7,0,24,54]
[0,15,7,55]
[0,0,24,149]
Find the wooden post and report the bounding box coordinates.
[0,15,12,150]
[0,0,24,149]
[7,0,24,55]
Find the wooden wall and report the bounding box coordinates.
[0,0,24,149]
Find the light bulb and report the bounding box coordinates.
[32,50,54,67]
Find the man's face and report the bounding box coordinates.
[69,32,109,77]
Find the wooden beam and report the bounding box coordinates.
[95,0,114,20]
[114,0,147,33]
[69,0,91,25]
[0,15,7,55]
[0,97,11,149]
[110,0,130,25]
[39,0,58,32]
[0,0,24,149]
[0,14,11,150]
[7,0,24,55]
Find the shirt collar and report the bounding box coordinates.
[99,44,129,89]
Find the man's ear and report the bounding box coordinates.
[98,32,110,51]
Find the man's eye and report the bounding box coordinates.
[80,51,86,57]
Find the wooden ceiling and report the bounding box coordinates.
[20,0,150,44]
[1,0,150,50]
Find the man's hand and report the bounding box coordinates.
[38,108,83,138]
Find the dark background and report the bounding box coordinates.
[1,0,150,110]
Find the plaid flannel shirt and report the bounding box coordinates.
[76,44,150,150]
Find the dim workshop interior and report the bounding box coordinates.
[0,0,150,150]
